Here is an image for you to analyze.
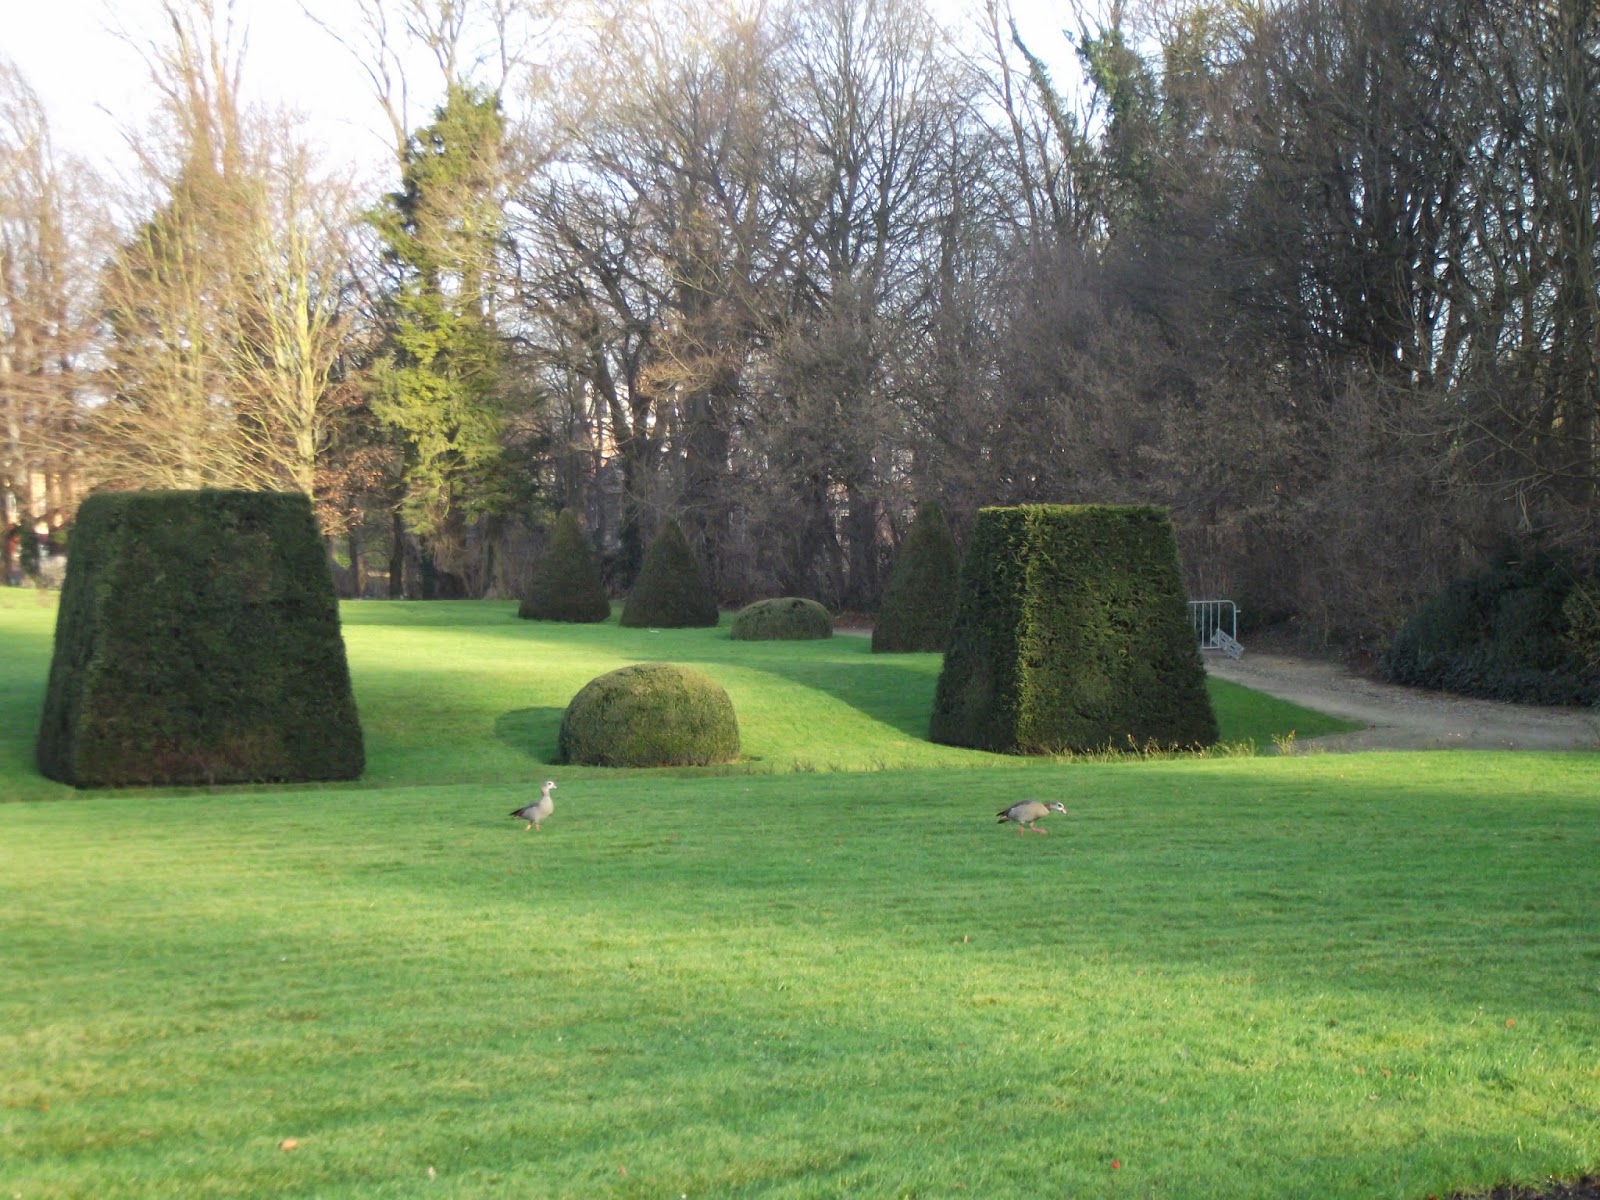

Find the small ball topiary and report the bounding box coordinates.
[730,597,834,641]
[619,519,719,628]
[558,663,740,767]
[518,507,611,622]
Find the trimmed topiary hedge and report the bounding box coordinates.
[872,501,960,653]
[558,662,740,767]
[1380,552,1600,705]
[930,504,1218,754]
[730,597,833,641]
[619,519,719,628]
[518,507,611,622]
[35,489,365,787]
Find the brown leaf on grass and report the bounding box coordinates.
[279,1138,299,1151]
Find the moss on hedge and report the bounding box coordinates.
[518,507,611,622]
[35,489,364,787]
[872,501,960,653]
[929,504,1217,754]
[619,519,719,628]
[730,597,833,641]
[558,662,740,767]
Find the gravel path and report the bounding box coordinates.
[1204,651,1600,752]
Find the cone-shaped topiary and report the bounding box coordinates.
[730,597,834,641]
[873,501,961,652]
[558,662,740,767]
[35,489,364,787]
[619,519,719,628]
[518,507,611,622]
[930,504,1217,754]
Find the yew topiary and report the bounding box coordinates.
[557,662,740,767]
[35,489,364,787]
[518,507,611,622]
[872,501,960,653]
[730,597,833,641]
[619,519,719,628]
[930,504,1217,754]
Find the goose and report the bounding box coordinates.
[510,780,557,831]
[996,799,1066,835]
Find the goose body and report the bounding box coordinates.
[511,779,557,831]
[997,799,1066,835]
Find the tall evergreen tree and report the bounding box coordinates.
[369,83,510,569]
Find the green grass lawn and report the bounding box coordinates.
[2,590,1596,1198]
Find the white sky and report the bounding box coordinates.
[6,0,1079,184]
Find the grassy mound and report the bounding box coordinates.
[558,662,740,766]
[730,597,833,641]
[34,489,363,787]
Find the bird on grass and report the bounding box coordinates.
[997,799,1067,835]
[510,779,557,831]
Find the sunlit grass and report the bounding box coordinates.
[1,591,1595,1198]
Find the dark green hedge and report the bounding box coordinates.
[558,662,739,766]
[730,597,833,641]
[518,507,611,622]
[930,504,1218,754]
[35,489,365,787]
[872,501,960,653]
[619,519,719,628]
[1380,552,1600,705]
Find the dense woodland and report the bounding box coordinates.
[2,0,1597,647]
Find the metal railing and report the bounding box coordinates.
[1189,600,1243,658]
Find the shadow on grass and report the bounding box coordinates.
[493,707,565,765]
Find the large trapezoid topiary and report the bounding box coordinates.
[619,518,719,628]
[518,507,612,622]
[929,504,1217,754]
[36,489,365,787]
[872,500,960,653]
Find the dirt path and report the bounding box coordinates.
[1205,651,1600,752]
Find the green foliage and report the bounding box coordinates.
[368,84,512,538]
[872,501,960,653]
[7,525,42,581]
[518,507,610,622]
[1562,579,1600,677]
[1380,552,1600,705]
[34,489,364,787]
[930,504,1218,754]
[557,662,739,767]
[619,519,719,628]
[730,597,833,641]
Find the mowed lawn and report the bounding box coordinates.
[2,591,1597,1199]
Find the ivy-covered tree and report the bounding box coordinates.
[369,82,512,584]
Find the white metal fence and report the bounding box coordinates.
[1189,600,1243,658]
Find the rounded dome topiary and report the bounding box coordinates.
[519,507,611,622]
[873,501,961,653]
[558,663,740,767]
[730,597,834,641]
[619,519,719,628]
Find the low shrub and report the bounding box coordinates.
[872,501,960,653]
[1380,552,1600,705]
[518,507,611,622]
[730,597,833,641]
[619,520,719,628]
[558,662,740,767]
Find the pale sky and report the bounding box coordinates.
[7,0,1079,183]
